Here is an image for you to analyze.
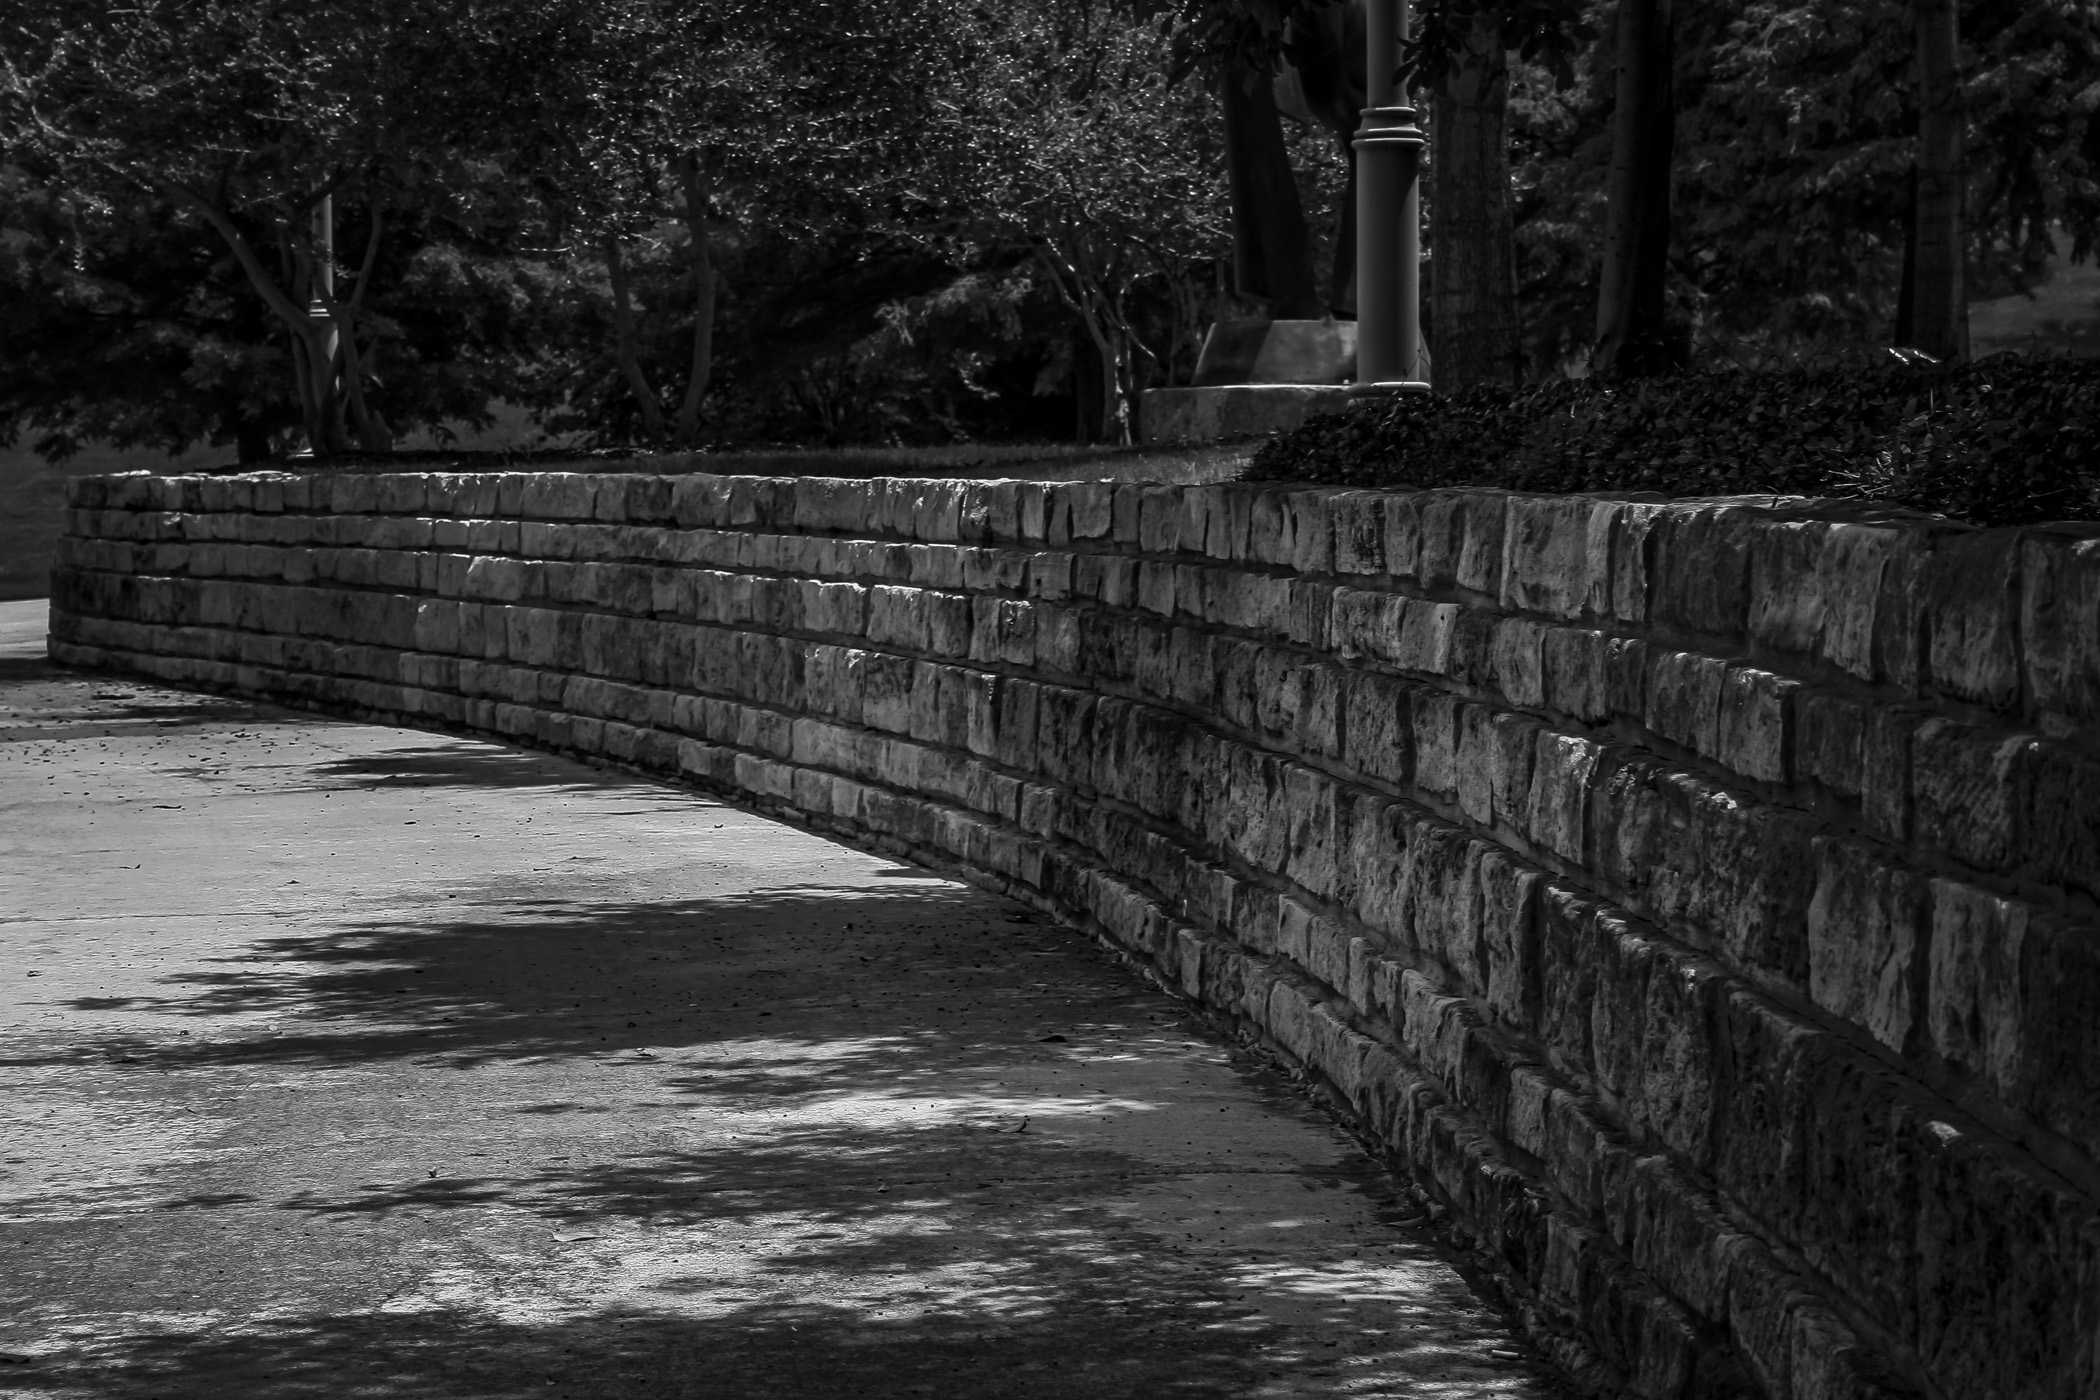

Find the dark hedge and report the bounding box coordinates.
[1241,355,2100,528]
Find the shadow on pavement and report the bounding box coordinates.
[10,1283,1535,1400]
[1,610,1570,1400]
[2,878,1555,1399]
[31,885,1084,1069]
[301,744,641,794]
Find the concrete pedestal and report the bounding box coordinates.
[1193,319,1358,386]
[1140,384,1356,445]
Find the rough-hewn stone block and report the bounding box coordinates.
[2020,746,2100,903]
[1715,665,1796,784]
[1925,531,2022,710]
[2021,530,2100,724]
[1910,719,2029,871]
[1540,625,1610,723]
[1807,837,1927,1053]
[1500,496,1599,620]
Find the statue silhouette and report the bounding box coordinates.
[1219,0,1367,321]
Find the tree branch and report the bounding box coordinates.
[346,197,386,314]
[672,154,716,447]
[159,179,315,334]
[602,235,669,444]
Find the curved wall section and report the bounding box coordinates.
[48,470,2100,1400]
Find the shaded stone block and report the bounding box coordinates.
[1542,625,1610,722]
[1391,598,1459,674]
[1644,648,1727,759]
[1500,496,1599,620]
[1795,687,1867,797]
[1925,531,2022,710]
[2021,745,2100,903]
[1806,838,1927,1054]
[1444,605,1500,689]
[2021,529,2100,723]
[1910,718,2030,871]
[1490,616,1549,708]
[1329,587,1405,666]
[1714,665,1796,784]
[1525,730,1599,864]
[1911,1112,2100,1400]
[1477,847,1542,1028]
[1329,491,1388,574]
[1745,517,1832,654]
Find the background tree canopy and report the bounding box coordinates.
[4,0,2100,457]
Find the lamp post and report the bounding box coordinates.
[306,193,340,454]
[1352,0,1430,394]
[311,194,338,370]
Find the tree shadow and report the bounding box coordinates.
[293,744,645,795]
[2,656,1571,1399]
[29,884,1096,1066]
[3,1096,1547,1397]
[0,1284,1546,1400]
[4,883,1570,1398]
[0,662,292,734]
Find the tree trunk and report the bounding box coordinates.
[602,237,669,445]
[1073,333,1100,445]
[290,318,349,457]
[287,328,320,453]
[672,156,716,448]
[160,180,361,456]
[277,210,354,456]
[1036,240,1135,445]
[1594,0,1678,379]
[1072,294,1132,447]
[338,202,392,453]
[234,416,275,463]
[1219,62,1324,319]
[303,197,351,455]
[1101,332,1132,447]
[1913,0,1967,362]
[1431,13,1521,389]
[1329,156,1359,317]
[291,250,349,456]
[335,320,392,453]
[1895,164,1918,345]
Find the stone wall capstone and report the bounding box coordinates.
[46,470,2100,1400]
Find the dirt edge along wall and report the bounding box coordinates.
[46,471,2100,1400]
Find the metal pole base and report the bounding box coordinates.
[1352,99,1427,392]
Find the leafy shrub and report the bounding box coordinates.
[1244,355,2100,527]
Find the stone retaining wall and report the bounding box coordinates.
[47,471,2100,1400]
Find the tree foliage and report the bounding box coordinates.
[1629,0,2100,361]
[0,0,733,455]
[948,1,1229,441]
[11,0,2100,457]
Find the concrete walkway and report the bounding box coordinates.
[0,598,1565,1400]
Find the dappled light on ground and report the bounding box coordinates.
[0,603,1565,1399]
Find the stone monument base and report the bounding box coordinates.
[1140,384,1356,445]
[1193,318,1357,386]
